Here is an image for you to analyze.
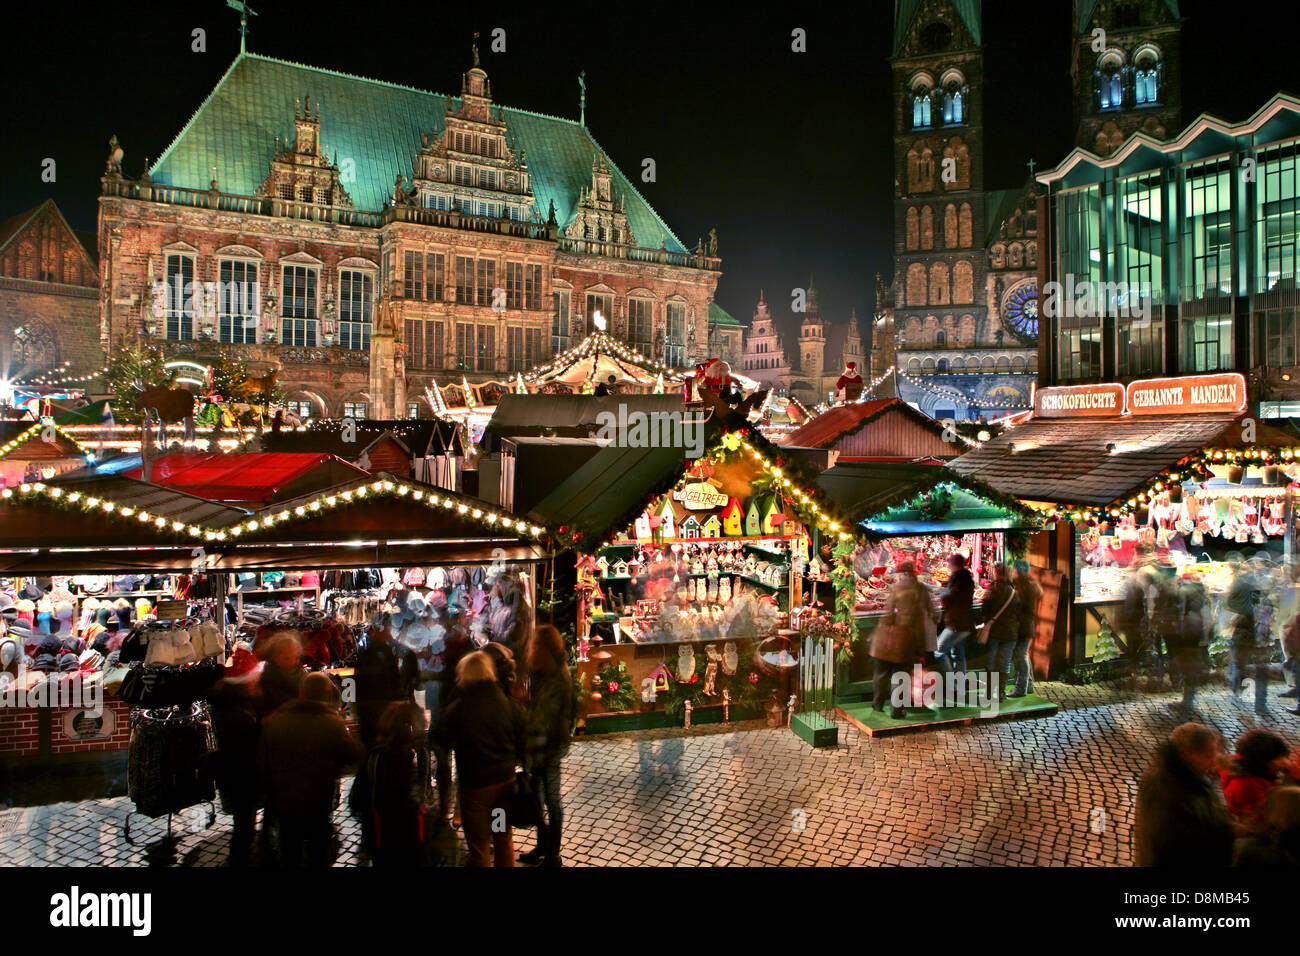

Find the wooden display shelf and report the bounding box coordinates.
[229,583,322,622]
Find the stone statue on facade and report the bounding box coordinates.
[106,135,123,175]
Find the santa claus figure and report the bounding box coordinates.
[696,358,741,406]
[836,362,864,402]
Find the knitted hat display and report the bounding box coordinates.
[299,570,320,588]
[35,610,52,636]
[134,597,153,621]
[95,606,113,627]
[227,641,258,675]
[32,638,60,672]
[57,650,79,673]
[0,602,15,625]
[19,581,43,602]
[113,598,132,630]
[16,600,35,627]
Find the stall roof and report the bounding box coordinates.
[0,421,83,460]
[948,413,1296,507]
[481,393,687,453]
[779,399,957,456]
[257,419,463,459]
[815,461,1042,536]
[124,452,368,505]
[526,440,696,548]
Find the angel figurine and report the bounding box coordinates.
[702,643,721,696]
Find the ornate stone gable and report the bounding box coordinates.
[256,96,353,208]
[407,57,537,221]
[564,153,635,246]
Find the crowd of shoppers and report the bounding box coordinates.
[208,608,576,868]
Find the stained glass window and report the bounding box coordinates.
[1003,282,1039,341]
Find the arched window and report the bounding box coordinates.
[981,356,995,373]
[959,203,973,247]
[906,207,919,250]
[935,330,947,347]
[950,357,965,371]
[907,358,922,373]
[943,138,971,190]
[937,358,949,372]
[944,204,958,248]
[906,263,927,306]
[905,317,923,341]
[913,93,932,129]
[920,206,934,249]
[929,262,950,305]
[953,261,974,304]
[942,88,964,125]
[1134,50,1160,104]
[996,356,1011,373]
[1096,51,1126,111]
[922,357,936,372]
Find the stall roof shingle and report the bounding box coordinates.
[947,414,1293,506]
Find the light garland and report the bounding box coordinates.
[1030,446,1300,525]
[5,475,546,543]
[523,330,687,385]
[0,421,91,459]
[897,369,1033,410]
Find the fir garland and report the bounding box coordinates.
[592,660,638,712]
[830,537,858,666]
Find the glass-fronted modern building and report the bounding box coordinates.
[1036,93,1300,403]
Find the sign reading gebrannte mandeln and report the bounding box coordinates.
[1126,373,1247,416]
[672,482,729,511]
[1034,383,1126,417]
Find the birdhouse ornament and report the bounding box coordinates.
[654,499,676,540]
[721,497,744,536]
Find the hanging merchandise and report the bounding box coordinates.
[126,703,215,825]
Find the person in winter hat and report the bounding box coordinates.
[1220,729,1294,836]
[835,362,864,402]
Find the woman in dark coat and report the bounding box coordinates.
[980,564,1020,702]
[519,625,575,867]
[435,650,525,866]
[1134,723,1234,866]
[366,701,429,867]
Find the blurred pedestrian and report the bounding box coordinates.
[1167,573,1210,710]
[435,650,525,866]
[935,553,974,704]
[1228,563,1274,716]
[354,609,420,747]
[256,631,303,720]
[519,624,575,867]
[870,562,934,719]
[1134,722,1234,866]
[1235,785,1300,866]
[1009,560,1041,698]
[206,671,262,865]
[979,563,1019,702]
[1220,729,1291,836]
[483,641,518,699]
[258,672,359,866]
[365,700,429,867]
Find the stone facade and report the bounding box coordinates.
[0,201,103,384]
[96,53,720,419]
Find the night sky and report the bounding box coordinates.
[2,1,1295,341]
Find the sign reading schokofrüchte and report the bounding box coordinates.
[1034,373,1246,418]
[1126,373,1247,416]
[1035,383,1125,418]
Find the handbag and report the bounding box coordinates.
[510,772,541,829]
[975,590,1017,646]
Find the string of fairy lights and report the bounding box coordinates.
[1031,446,1300,525]
[523,329,687,386]
[0,421,90,458]
[4,475,545,543]
[896,369,1033,410]
[13,361,111,388]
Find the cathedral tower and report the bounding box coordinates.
[799,279,826,381]
[1072,0,1182,157]
[892,0,987,411]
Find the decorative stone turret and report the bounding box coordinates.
[257,95,353,208]
[565,153,634,245]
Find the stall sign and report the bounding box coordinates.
[1126,373,1246,416]
[672,482,728,511]
[1034,383,1125,418]
[155,600,187,621]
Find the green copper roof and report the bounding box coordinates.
[893,0,982,56]
[1076,0,1179,33]
[149,53,687,253]
[708,302,744,328]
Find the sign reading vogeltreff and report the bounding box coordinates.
[1126,373,1246,416]
[1034,383,1125,418]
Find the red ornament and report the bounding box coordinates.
[689,673,699,684]
[748,671,759,684]
[608,680,620,693]
[739,426,750,436]
[558,525,568,533]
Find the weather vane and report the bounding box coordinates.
[226,0,257,54]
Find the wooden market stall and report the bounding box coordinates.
[949,372,1300,671]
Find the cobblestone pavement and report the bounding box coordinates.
[2,679,1298,867]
